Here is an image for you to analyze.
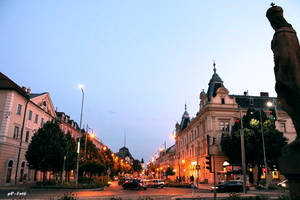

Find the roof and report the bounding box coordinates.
[207,68,224,102]
[179,105,190,132]
[29,93,47,99]
[0,72,29,98]
[117,146,134,159]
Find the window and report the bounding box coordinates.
[41,118,44,126]
[34,114,38,123]
[17,104,22,115]
[221,98,225,104]
[25,131,29,143]
[13,126,19,139]
[250,97,254,105]
[20,162,25,182]
[28,110,32,120]
[281,123,286,133]
[220,121,229,132]
[6,160,13,183]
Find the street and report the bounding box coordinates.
[0,181,288,200]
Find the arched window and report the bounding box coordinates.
[19,162,25,182]
[6,160,13,183]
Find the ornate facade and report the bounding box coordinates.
[174,65,296,184]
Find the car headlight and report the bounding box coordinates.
[282,183,286,188]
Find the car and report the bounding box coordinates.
[122,179,147,190]
[277,180,288,189]
[147,179,165,188]
[210,180,247,193]
[118,177,131,185]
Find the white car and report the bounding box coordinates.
[277,180,288,189]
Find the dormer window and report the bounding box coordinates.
[221,98,225,104]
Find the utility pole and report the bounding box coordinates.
[239,106,247,194]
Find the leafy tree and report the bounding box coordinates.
[166,167,175,177]
[132,159,142,173]
[64,132,77,182]
[26,121,66,182]
[80,160,104,184]
[221,108,288,184]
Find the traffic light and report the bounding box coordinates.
[205,156,212,172]
[235,118,239,123]
[269,108,277,120]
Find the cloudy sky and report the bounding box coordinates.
[1,0,300,163]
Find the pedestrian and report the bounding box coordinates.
[190,175,194,183]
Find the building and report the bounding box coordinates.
[174,64,296,184]
[0,72,57,185]
[0,72,109,185]
[117,146,134,164]
[154,144,176,179]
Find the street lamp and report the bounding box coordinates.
[238,105,247,194]
[76,84,84,185]
[259,100,274,189]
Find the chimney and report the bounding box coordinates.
[260,92,269,97]
[26,87,31,94]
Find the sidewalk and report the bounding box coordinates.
[173,189,289,200]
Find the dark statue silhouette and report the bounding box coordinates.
[267,4,300,200]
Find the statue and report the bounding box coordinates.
[267,4,300,199]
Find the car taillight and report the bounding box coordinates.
[139,183,143,186]
[125,180,129,183]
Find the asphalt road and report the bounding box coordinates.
[0,181,288,200]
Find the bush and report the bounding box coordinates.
[57,193,77,200]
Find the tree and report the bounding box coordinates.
[64,132,77,182]
[221,108,288,184]
[80,160,104,184]
[166,167,175,177]
[132,159,142,173]
[26,121,66,182]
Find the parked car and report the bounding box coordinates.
[122,179,147,190]
[147,179,165,188]
[118,177,131,186]
[277,180,288,189]
[210,180,247,193]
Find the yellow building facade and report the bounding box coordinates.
[174,66,296,184]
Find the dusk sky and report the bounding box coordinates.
[1,1,299,163]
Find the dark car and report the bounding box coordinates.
[211,180,246,193]
[118,177,131,186]
[123,179,147,190]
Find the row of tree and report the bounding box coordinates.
[25,120,143,183]
[221,108,288,184]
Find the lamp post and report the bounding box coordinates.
[76,85,84,185]
[259,109,269,189]
[238,105,247,194]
